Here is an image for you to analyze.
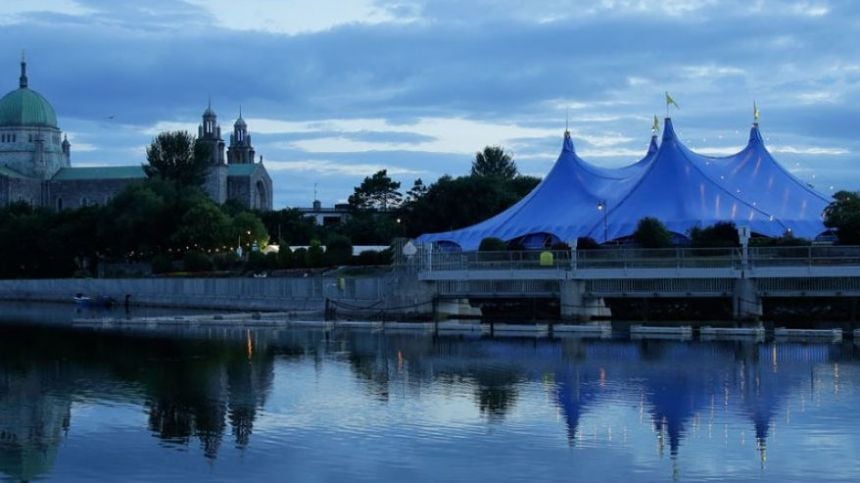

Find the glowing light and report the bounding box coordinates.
[246,330,253,360]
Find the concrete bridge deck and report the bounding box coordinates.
[417,246,860,320]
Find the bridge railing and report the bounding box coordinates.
[423,249,571,272]
[749,245,860,267]
[418,245,860,274]
[575,247,740,269]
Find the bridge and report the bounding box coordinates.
[415,245,860,320]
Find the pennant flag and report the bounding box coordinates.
[754,101,760,123]
[665,91,679,109]
[652,115,660,133]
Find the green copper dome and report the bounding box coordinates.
[0,87,58,128]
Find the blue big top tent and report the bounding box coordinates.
[418,116,829,250]
[697,123,830,237]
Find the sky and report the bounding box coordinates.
[1,0,858,208]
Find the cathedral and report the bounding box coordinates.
[0,58,273,211]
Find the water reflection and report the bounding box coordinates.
[0,345,71,482]
[0,318,857,482]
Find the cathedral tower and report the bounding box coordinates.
[197,99,225,165]
[227,107,255,164]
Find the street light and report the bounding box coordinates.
[596,200,608,243]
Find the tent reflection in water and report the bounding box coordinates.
[418,116,829,250]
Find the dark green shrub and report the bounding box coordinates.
[690,221,739,248]
[277,246,293,268]
[824,191,860,244]
[356,250,380,265]
[152,254,173,274]
[293,248,308,268]
[264,252,280,270]
[479,237,508,251]
[326,235,353,266]
[750,232,810,247]
[246,251,267,272]
[377,248,393,265]
[575,237,601,250]
[212,252,238,270]
[183,251,212,272]
[633,217,673,249]
[307,240,325,267]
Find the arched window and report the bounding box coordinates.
[57,198,63,211]
[81,197,88,207]
[255,180,267,209]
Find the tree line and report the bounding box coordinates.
[3,129,860,279]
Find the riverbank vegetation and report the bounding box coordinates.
[1,131,858,278]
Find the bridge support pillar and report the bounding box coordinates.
[732,278,762,321]
[560,280,611,321]
[435,298,482,320]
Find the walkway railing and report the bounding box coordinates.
[418,245,860,275]
[424,249,571,272]
[749,246,860,267]
[576,247,740,269]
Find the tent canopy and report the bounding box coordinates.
[418,119,829,250]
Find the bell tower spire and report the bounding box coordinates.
[228,106,255,164]
[19,50,28,88]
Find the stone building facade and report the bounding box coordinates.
[0,60,273,211]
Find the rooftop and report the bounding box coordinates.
[52,166,146,181]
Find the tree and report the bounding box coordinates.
[99,180,174,258]
[690,221,739,248]
[402,174,539,237]
[144,131,211,187]
[258,208,317,245]
[471,146,517,179]
[824,191,860,244]
[348,169,402,211]
[307,240,325,267]
[479,237,508,251]
[232,212,269,249]
[171,201,233,252]
[404,178,429,205]
[633,217,673,248]
[325,234,353,266]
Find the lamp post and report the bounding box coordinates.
[596,200,608,243]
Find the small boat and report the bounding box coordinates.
[74,294,115,308]
[73,293,91,306]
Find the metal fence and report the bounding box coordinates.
[749,246,860,267]
[422,249,571,272]
[419,245,860,273]
[576,247,740,269]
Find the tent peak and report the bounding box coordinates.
[563,130,575,153]
[647,134,659,155]
[749,123,763,145]
[662,117,676,142]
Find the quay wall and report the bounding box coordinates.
[0,275,436,316]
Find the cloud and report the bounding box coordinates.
[264,159,425,177]
[0,0,96,24]
[2,0,858,208]
[770,145,850,155]
[185,0,417,35]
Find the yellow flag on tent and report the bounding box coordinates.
[754,101,760,123]
[665,91,679,109]
[652,115,660,133]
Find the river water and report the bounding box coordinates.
[1,304,858,482]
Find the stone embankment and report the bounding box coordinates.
[0,271,437,319]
